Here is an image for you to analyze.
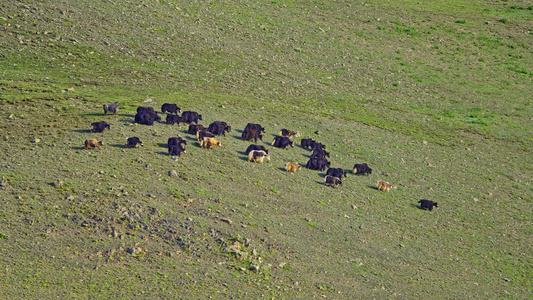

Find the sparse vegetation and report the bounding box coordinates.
[0,0,531,299]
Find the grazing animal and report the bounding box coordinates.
[208,121,231,136]
[242,128,263,143]
[103,102,119,115]
[326,167,347,178]
[201,137,222,149]
[312,142,326,150]
[161,103,181,114]
[168,137,186,156]
[301,138,316,149]
[245,144,268,154]
[279,129,299,139]
[166,114,182,125]
[187,124,205,135]
[285,162,301,173]
[271,136,293,149]
[91,121,110,133]
[311,147,330,158]
[244,123,266,133]
[353,163,372,175]
[418,199,438,211]
[125,137,143,148]
[85,138,103,150]
[135,108,161,125]
[196,130,215,142]
[168,144,186,156]
[324,175,342,187]
[181,111,202,124]
[137,106,156,114]
[377,181,392,192]
[168,136,187,148]
[248,150,270,164]
[306,156,330,171]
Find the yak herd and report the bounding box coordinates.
[85,102,438,211]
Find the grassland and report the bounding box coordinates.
[0,0,532,299]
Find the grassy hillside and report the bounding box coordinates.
[1,0,531,298]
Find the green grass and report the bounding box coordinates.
[0,0,532,299]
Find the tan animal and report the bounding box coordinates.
[85,138,103,150]
[248,150,270,164]
[285,162,301,173]
[377,181,392,192]
[201,137,221,149]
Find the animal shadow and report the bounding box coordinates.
[111,144,126,149]
[368,185,379,191]
[156,151,170,156]
[71,146,85,150]
[410,203,423,210]
[73,129,91,133]
[157,143,167,148]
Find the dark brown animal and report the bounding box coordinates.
[306,156,330,171]
[242,128,262,143]
[166,114,182,125]
[91,121,110,133]
[161,103,181,114]
[324,175,342,187]
[181,111,202,124]
[326,167,347,178]
[244,123,266,133]
[187,124,206,135]
[301,138,316,149]
[168,137,186,156]
[208,121,231,136]
[353,163,372,175]
[418,199,438,211]
[125,137,143,148]
[272,136,293,149]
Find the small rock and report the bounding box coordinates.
[31,138,40,143]
[250,265,260,271]
[53,179,63,187]
[220,218,233,225]
[169,170,178,177]
[66,195,75,201]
